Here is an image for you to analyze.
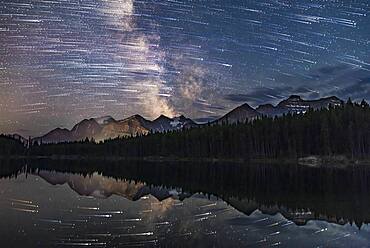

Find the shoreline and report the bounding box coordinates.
[1,155,370,167]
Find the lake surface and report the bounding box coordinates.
[1,159,370,247]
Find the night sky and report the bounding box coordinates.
[0,0,369,137]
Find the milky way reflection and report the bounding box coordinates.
[1,160,370,247]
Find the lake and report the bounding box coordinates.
[0,159,370,247]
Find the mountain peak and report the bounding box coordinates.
[154,114,171,121]
[122,114,147,122]
[150,114,196,132]
[288,95,302,100]
[47,127,69,134]
[216,102,260,124]
[324,96,341,101]
[256,104,275,115]
[72,118,99,130]
[174,114,192,122]
[239,103,255,109]
[257,103,274,109]
[94,116,115,125]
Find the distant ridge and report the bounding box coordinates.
[30,95,343,144]
[34,114,198,144]
[215,103,261,124]
[216,95,343,125]
[256,95,343,117]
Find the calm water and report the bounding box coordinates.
[1,160,370,247]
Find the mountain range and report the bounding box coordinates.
[33,114,196,144]
[37,170,188,201]
[36,170,350,226]
[32,95,342,144]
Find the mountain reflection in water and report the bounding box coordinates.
[1,159,370,247]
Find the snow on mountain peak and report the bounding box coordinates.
[170,120,181,128]
[94,116,115,125]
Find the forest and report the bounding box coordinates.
[0,135,26,156]
[27,99,370,160]
[2,158,370,227]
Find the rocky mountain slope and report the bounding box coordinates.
[33,95,343,144]
[34,114,198,144]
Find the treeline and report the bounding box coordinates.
[29,99,370,159]
[0,135,26,156]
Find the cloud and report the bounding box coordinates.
[224,86,293,106]
[224,64,370,107]
[328,77,370,100]
[309,66,370,101]
[316,64,349,75]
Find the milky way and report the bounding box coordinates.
[0,0,369,136]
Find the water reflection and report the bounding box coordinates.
[1,159,370,247]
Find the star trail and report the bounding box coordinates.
[0,0,369,136]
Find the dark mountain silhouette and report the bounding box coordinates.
[215,103,261,124]
[38,128,72,143]
[150,114,196,132]
[257,95,343,116]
